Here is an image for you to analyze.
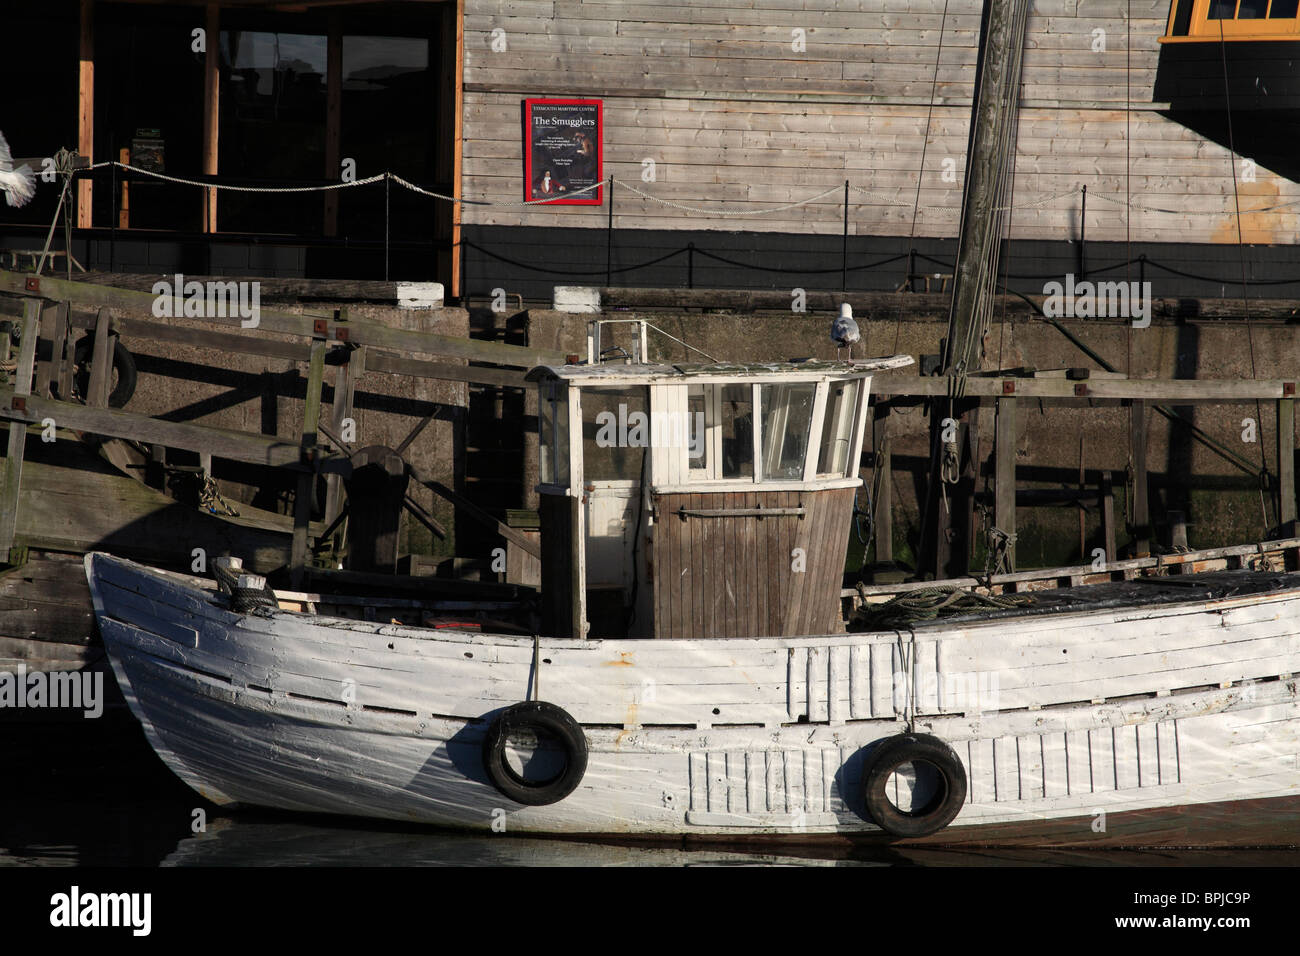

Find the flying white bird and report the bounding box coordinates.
[831,302,860,358]
[0,130,37,209]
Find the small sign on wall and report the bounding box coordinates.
[523,99,602,205]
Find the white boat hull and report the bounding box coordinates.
[86,553,1300,843]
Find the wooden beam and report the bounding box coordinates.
[77,0,94,228]
[202,2,220,232]
[291,337,327,587]
[994,395,1016,570]
[1279,397,1296,535]
[415,473,541,560]
[871,377,1298,402]
[0,271,566,368]
[323,13,342,237]
[0,301,41,562]
[0,391,315,469]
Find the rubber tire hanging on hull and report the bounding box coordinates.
[482,701,588,806]
[860,733,967,838]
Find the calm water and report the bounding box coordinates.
[4,712,1298,868]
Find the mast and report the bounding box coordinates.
[921,0,1032,579]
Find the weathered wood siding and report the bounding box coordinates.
[650,487,854,638]
[462,0,1300,244]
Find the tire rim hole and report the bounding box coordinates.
[501,728,568,788]
[885,759,949,818]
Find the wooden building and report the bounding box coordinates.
[3,2,1299,300]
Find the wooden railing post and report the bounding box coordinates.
[995,391,1017,571]
[291,335,327,587]
[1,300,42,563]
[1278,395,1296,536]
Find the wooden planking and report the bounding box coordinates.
[651,487,853,638]
[460,0,1300,244]
[86,550,1300,839]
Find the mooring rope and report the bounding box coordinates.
[851,585,1034,632]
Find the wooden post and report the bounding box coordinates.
[1279,396,1296,536]
[77,0,94,228]
[324,343,365,533]
[202,3,220,233]
[1101,470,1117,567]
[290,337,327,587]
[34,302,63,399]
[874,407,893,566]
[344,446,409,574]
[54,303,74,402]
[0,301,41,562]
[117,148,130,228]
[1131,399,1150,557]
[995,394,1016,570]
[323,13,342,237]
[86,307,113,408]
[447,0,465,298]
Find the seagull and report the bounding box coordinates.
[0,130,37,209]
[831,302,860,359]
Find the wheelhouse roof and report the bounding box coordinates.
[525,354,913,385]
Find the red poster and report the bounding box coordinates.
[523,99,603,205]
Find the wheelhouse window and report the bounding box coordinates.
[759,384,816,481]
[686,383,753,481]
[817,379,862,477]
[583,386,648,482]
[539,381,570,488]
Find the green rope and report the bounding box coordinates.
[850,585,1034,632]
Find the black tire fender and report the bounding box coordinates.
[481,701,588,806]
[73,335,138,408]
[860,732,967,838]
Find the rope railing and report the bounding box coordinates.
[61,161,1300,294]
[82,161,1300,219]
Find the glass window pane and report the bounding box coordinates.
[1208,0,1237,17]
[818,379,861,476]
[582,387,648,481]
[218,31,327,233]
[760,384,817,481]
[720,384,754,479]
[688,385,708,472]
[1239,0,1268,17]
[539,384,569,486]
[1269,0,1299,16]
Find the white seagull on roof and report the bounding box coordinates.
[830,302,860,359]
[0,130,37,209]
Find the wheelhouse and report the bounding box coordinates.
[527,355,912,640]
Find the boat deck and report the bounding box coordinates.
[896,569,1300,630]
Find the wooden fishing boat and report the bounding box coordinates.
[85,354,1300,844]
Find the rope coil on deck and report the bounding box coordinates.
[850,585,1034,632]
[212,563,278,615]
